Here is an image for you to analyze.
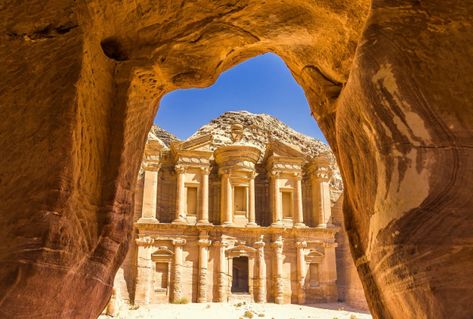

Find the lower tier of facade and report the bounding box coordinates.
[115,224,339,305]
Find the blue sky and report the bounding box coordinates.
[155,53,326,142]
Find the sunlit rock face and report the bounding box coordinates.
[0,0,472,318]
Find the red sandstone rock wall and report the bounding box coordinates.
[1,1,472,318]
[332,195,368,311]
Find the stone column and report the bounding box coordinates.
[311,162,332,227]
[138,164,160,223]
[172,238,186,302]
[294,173,305,227]
[270,172,283,227]
[248,172,257,226]
[271,235,284,304]
[135,237,155,305]
[198,167,211,225]
[197,231,211,303]
[221,172,233,225]
[173,166,187,224]
[213,240,228,302]
[296,241,307,304]
[254,236,266,303]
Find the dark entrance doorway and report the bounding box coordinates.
[231,256,249,293]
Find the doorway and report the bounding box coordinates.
[231,256,249,293]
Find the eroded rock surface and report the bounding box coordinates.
[0,0,472,318]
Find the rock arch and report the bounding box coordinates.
[0,1,472,318]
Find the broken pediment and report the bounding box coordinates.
[265,139,305,159]
[172,134,213,152]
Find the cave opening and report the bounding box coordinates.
[110,53,368,313]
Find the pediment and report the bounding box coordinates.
[266,139,305,159]
[151,246,174,262]
[226,243,257,258]
[305,249,324,263]
[173,134,213,152]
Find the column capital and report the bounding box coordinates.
[198,239,212,247]
[213,240,229,248]
[268,170,280,179]
[173,238,186,246]
[249,170,258,179]
[200,166,211,175]
[271,236,283,250]
[144,161,161,171]
[292,171,303,180]
[218,168,232,176]
[198,231,211,247]
[254,241,265,249]
[136,236,155,247]
[312,167,331,182]
[175,165,186,174]
[296,241,307,249]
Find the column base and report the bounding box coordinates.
[271,222,284,228]
[246,222,258,228]
[294,223,307,228]
[137,217,159,224]
[223,221,235,227]
[172,218,187,225]
[197,220,212,225]
[317,223,334,228]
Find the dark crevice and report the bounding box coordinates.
[100,37,129,62]
[6,23,78,40]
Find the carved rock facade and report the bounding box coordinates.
[114,114,355,306]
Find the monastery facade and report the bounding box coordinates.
[112,112,365,308]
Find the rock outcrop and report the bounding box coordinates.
[149,125,179,148]
[190,111,330,158]
[0,1,472,318]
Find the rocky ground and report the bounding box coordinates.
[100,302,371,319]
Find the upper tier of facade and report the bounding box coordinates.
[136,121,339,228]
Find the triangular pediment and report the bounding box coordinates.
[151,246,174,262]
[266,139,305,158]
[226,243,257,258]
[172,134,213,152]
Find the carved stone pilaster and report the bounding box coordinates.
[271,235,284,304]
[197,232,211,303]
[213,240,229,302]
[254,235,266,303]
[296,241,308,304]
[269,171,283,227]
[138,163,161,224]
[198,166,211,225]
[309,157,333,227]
[172,239,186,302]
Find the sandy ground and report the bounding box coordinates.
[101,303,371,319]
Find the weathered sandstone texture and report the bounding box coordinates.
[0,1,471,318]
